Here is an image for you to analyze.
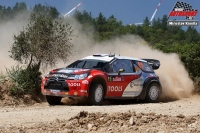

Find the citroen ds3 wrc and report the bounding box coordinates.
[41,54,162,105]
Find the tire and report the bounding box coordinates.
[46,95,62,105]
[88,83,104,105]
[146,83,161,103]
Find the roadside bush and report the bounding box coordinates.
[194,77,200,94]
[0,73,8,83]
[6,64,42,98]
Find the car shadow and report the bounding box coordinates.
[55,96,179,106]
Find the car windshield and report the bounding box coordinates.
[66,59,107,69]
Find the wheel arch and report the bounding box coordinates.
[89,76,107,96]
[138,77,162,100]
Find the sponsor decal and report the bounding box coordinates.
[108,76,112,82]
[68,83,81,86]
[112,76,122,82]
[82,80,89,84]
[122,76,124,81]
[130,82,142,88]
[149,73,155,77]
[51,74,68,78]
[50,89,60,93]
[108,86,122,92]
[80,90,87,93]
[49,82,61,86]
[108,76,124,82]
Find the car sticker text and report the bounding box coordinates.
[108,86,123,91]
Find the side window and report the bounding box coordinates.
[137,61,153,72]
[112,59,134,73]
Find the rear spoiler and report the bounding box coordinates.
[142,59,160,70]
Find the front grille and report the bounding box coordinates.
[44,78,69,92]
[48,77,66,82]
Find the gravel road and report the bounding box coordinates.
[0,95,200,132]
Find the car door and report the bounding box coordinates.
[106,59,142,98]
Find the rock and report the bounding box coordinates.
[108,128,112,131]
[99,117,104,121]
[87,123,93,130]
[177,114,185,119]
[55,118,60,123]
[188,121,198,128]
[129,116,135,125]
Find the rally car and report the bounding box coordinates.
[41,54,162,105]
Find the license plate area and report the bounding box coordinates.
[50,89,60,93]
[45,81,69,91]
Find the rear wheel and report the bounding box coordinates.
[146,83,161,103]
[46,95,62,105]
[88,84,104,105]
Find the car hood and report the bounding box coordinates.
[49,68,91,75]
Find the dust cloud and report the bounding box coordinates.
[0,14,194,99]
[0,12,30,73]
[63,18,194,99]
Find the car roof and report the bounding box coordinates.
[115,55,146,62]
[80,54,147,62]
[81,55,114,62]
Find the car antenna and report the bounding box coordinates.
[119,37,121,56]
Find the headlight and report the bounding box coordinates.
[68,73,88,80]
[76,73,88,80]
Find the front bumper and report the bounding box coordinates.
[41,78,89,97]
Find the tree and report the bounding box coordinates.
[9,13,74,70]
[143,17,150,26]
[13,2,27,13]
[185,26,199,43]
[96,12,106,33]
[32,4,59,19]
[161,15,168,31]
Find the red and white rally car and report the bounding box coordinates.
[41,54,162,105]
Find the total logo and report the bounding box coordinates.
[113,77,122,82]
[108,86,122,92]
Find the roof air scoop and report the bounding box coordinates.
[93,54,109,57]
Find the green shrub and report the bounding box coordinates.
[6,64,42,97]
[194,77,200,94]
[0,73,8,83]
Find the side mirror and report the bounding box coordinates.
[152,63,160,70]
[118,68,125,75]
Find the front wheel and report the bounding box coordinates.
[46,95,62,105]
[146,83,161,103]
[88,84,104,105]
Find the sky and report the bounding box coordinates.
[0,0,199,28]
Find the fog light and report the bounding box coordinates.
[74,92,77,95]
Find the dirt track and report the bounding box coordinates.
[0,95,200,132]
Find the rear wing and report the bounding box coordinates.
[142,59,160,70]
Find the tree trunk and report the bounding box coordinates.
[36,60,41,71]
[27,54,33,69]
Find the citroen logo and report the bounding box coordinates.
[55,77,59,81]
